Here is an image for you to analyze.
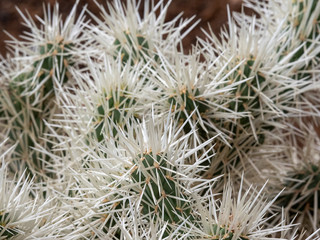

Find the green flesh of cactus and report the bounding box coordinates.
[94,90,137,141]
[35,42,73,94]
[114,32,150,66]
[285,0,320,84]
[290,0,320,63]
[205,57,273,179]
[224,57,273,145]
[96,197,127,238]
[168,88,208,134]
[229,58,264,126]
[211,224,249,240]
[131,152,193,233]
[97,153,193,237]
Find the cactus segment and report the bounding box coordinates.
[279,164,320,212]
[2,40,73,176]
[290,0,320,63]
[95,153,192,237]
[95,197,128,238]
[228,58,265,125]
[34,42,73,94]
[94,90,137,141]
[168,87,208,134]
[114,32,150,66]
[131,152,193,233]
[223,56,273,145]
[211,224,249,240]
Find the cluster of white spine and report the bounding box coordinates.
[0,0,320,239]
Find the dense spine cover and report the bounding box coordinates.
[0,0,319,239]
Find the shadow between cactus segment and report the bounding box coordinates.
[0,212,19,239]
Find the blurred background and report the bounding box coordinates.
[0,0,244,56]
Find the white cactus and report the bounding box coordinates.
[0,0,319,239]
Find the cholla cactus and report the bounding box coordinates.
[0,142,70,239]
[255,119,320,237]
[0,1,88,178]
[196,0,319,182]
[62,117,214,238]
[193,177,294,239]
[0,0,320,239]
[87,0,198,62]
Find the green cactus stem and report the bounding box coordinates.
[94,89,137,141]
[34,41,73,95]
[290,0,320,63]
[93,196,128,238]
[203,57,273,180]
[168,87,209,135]
[114,32,150,66]
[223,56,277,150]
[226,56,268,138]
[211,224,249,240]
[131,152,194,236]
[95,152,194,238]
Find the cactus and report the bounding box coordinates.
[93,195,129,238]
[0,2,84,178]
[114,32,151,66]
[290,0,320,63]
[227,57,267,131]
[130,152,193,225]
[0,0,320,239]
[94,152,194,238]
[33,41,73,95]
[2,40,73,176]
[94,89,138,141]
[168,87,209,135]
[211,224,249,240]
[0,212,19,238]
[278,164,320,216]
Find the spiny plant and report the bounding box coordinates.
[189,177,293,239]
[288,0,320,65]
[0,2,86,178]
[130,152,193,227]
[265,122,320,236]
[94,88,138,141]
[114,32,151,66]
[168,86,209,135]
[31,41,73,95]
[93,151,196,238]
[3,41,73,173]
[89,0,197,64]
[0,212,19,239]
[280,164,320,212]
[0,0,320,239]
[0,154,68,240]
[209,224,249,240]
[194,0,320,184]
[224,56,271,143]
[83,117,206,239]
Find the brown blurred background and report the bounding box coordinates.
[0,0,243,56]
